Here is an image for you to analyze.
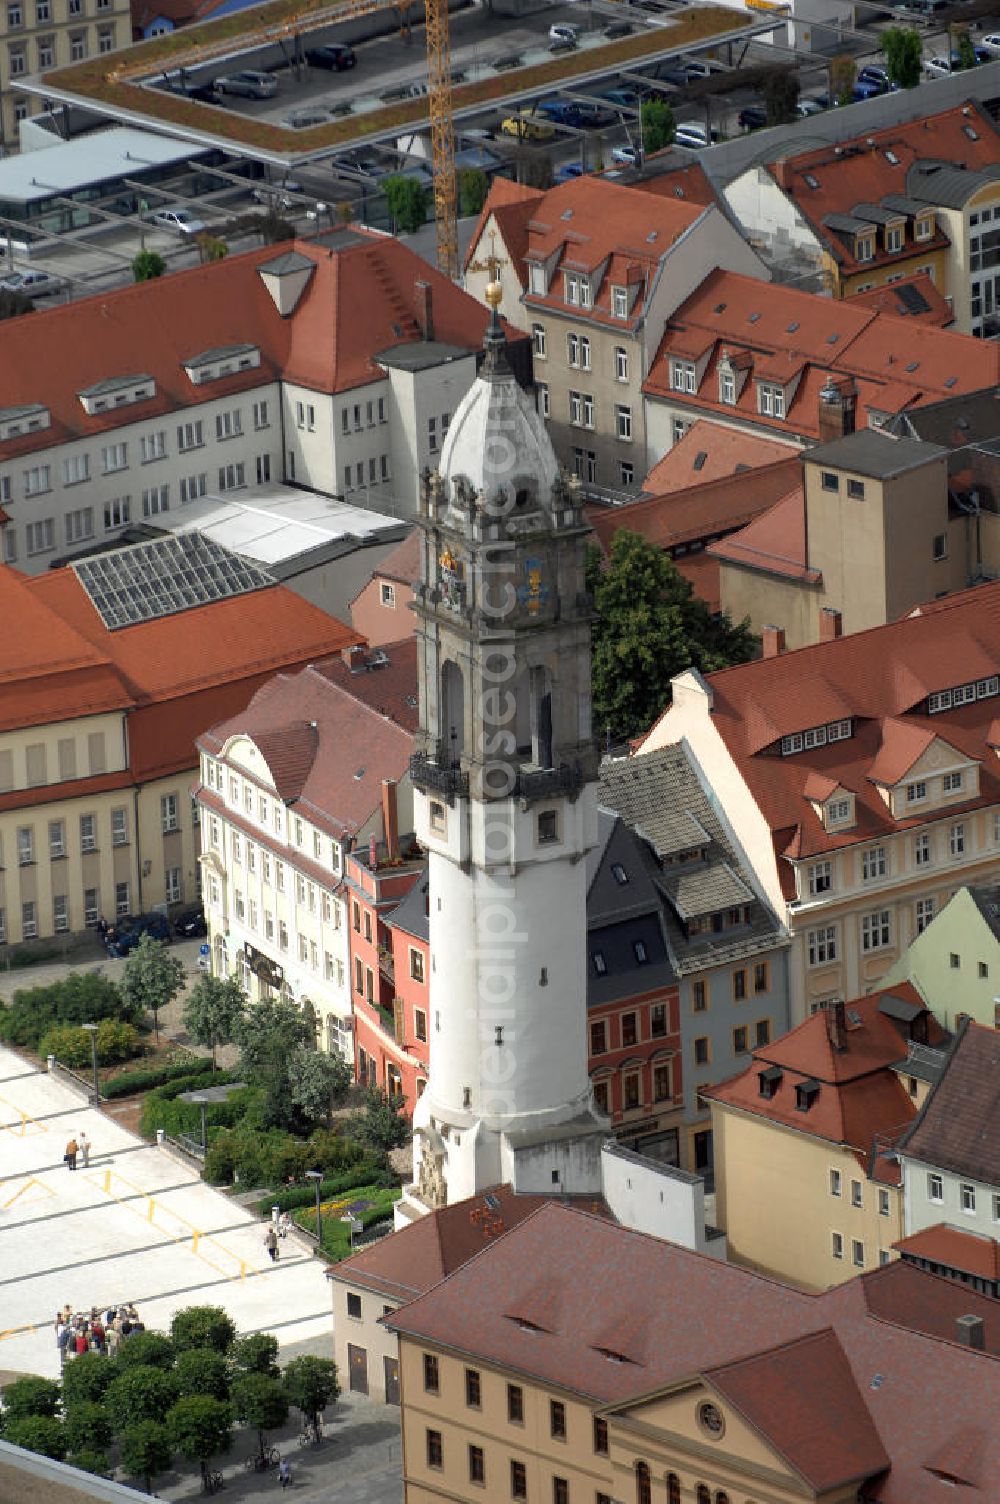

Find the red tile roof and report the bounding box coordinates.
[353,529,421,594]
[704,1328,890,1491]
[0,230,500,464]
[766,103,1000,278]
[643,580,1000,867]
[388,1202,1000,1500]
[894,1223,1000,1281]
[587,455,802,555]
[641,419,798,492]
[708,485,818,583]
[850,273,953,327]
[629,157,718,208]
[197,651,415,839]
[463,177,543,289]
[312,638,419,733]
[705,985,936,1156]
[643,269,1000,441]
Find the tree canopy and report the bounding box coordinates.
[288,1046,353,1126]
[234,995,317,1128]
[119,935,185,1040]
[587,531,757,743]
[641,97,675,154]
[763,68,799,125]
[118,1419,173,1494]
[385,174,428,233]
[169,1306,235,1356]
[182,974,245,1067]
[283,1356,340,1439]
[881,26,922,88]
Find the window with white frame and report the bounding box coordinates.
[102,442,127,473]
[807,925,837,965]
[616,405,632,441]
[537,383,549,419]
[569,391,582,426]
[532,323,546,358]
[928,676,998,713]
[215,410,242,440]
[808,860,832,895]
[942,770,964,793]
[140,431,166,463]
[960,1182,976,1213]
[906,781,926,804]
[831,1231,843,1260]
[79,814,96,852]
[295,400,316,431]
[670,360,696,394]
[861,845,886,882]
[22,900,36,938]
[112,807,128,846]
[564,272,580,306]
[719,367,736,405]
[181,474,208,503]
[62,453,90,485]
[219,463,246,492]
[619,460,634,487]
[829,1168,842,1197]
[928,1172,943,1202]
[826,796,852,827]
[885,224,903,253]
[757,383,785,418]
[950,822,966,857]
[26,519,55,555]
[253,400,269,429]
[65,507,94,545]
[24,464,51,495]
[861,909,891,952]
[914,832,931,866]
[161,794,179,833]
[567,332,580,367]
[582,394,594,428]
[83,890,97,927]
[915,897,935,933]
[166,867,181,904]
[580,336,591,371]
[614,346,628,382]
[142,486,169,517]
[177,420,204,451]
[49,820,65,859]
[104,496,131,529]
[612,285,628,318]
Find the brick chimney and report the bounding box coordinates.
[818,379,857,443]
[381,778,399,861]
[772,158,792,191]
[955,1314,985,1350]
[762,624,786,659]
[819,607,843,643]
[826,999,847,1052]
[415,280,435,342]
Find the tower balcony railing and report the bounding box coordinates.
[411,749,585,803]
[410,749,470,799]
[515,762,584,801]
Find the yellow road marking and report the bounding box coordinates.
[0,1095,47,1136]
[82,1168,260,1281]
[2,1176,55,1209]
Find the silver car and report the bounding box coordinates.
[214,69,277,99]
[149,207,206,236]
[0,267,66,298]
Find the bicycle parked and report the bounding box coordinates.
[245,1445,281,1473]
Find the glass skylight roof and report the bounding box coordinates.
[73,533,274,630]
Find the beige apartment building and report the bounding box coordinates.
[1,0,129,147]
[639,580,1000,1019]
[0,537,357,948]
[464,173,767,492]
[713,428,997,650]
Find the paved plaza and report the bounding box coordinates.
[0,1041,332,1381]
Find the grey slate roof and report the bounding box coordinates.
[968,882,1000,944]
[586,813,677,1007]
[386,868,429,944]
[599,746,788,977]
[805,428,947,480]
[665,860,752,920]
[898,1021,1000,1186]
[890,387,1000,447]
[906,159,1000,208]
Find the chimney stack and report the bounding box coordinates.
[819,607,843,643]
[773,158,791,191]
[826,999,847,1052]
[818,380,857,443]
[415,280,434,342]
[341,643,366,670]
[762,624,786,659]
[381,778,399,862]
[955,1314,985,1350]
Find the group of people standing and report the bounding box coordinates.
[55,1303,144,1363]
[63,1132,91,1171]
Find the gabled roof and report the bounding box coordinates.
[704,1328,890,1492]
[352,528,421,597]
[898,1021,1000,1186]
[641,419,798,493]
[894,1222,1000,1282]
[865,719,939,787]
[708,486,816,584]
[0,230,502,464]
[463,177,543,288]
[313,638,419,734]
[643,581,1000,866]
[850,272,953,327]
[643,269,1000,442]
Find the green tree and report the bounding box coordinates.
[170,1306,236,1356]
[119,933,185,1042]
[457,167,489,216]
[119,1419,173,1495]
[350,1087,410,1153]
[60,1351,114,1408]
[587,531,757,742]
[112,1331,176,1372]
[67,1448,111,1476]
[2,1415,66,1459]
[231,1373,288,1468]
[282,1356,340,1442]
[829,54,856,106]
[182,974,245,1068]
[105,1365,180,1433]
[0,1376,61,1422]
[132,249,165,282]
[881,26,922,88]
[640,96,675,154]
[234,995,315,1129]
[167,1394,232,1495]
[763,68,799,125]
[196,233,228,263]
[230,1332,279,1380]
[0,287,34,319]
[385,174,428,233]
[175,1348,230,1402]
[62,1401,113,1455]
[288,1046,353,1126]
[956,28,977,69]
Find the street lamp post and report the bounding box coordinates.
[81,1022,99,1105]
[305,1170,323,1248]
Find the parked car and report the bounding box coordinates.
[252,178,302,207]
[682,58,721,81]
[0,268,66,298]
[306,43,356,69]
[738,103,768,130]
[796,96,827,116]
[979,31,1000,55]
[611,143,641,166]
[500,111,555,141]
[554,161,586,183]
[604,19,634,36]
[853,64,891,99]
[601,87,639,109]
[214,69,278,98]
[105,912,171,956]
[173,906,208,939]
[148,207,206,235]
[674,122,717,149]
[538,97,584,127]
[549,22,580,45]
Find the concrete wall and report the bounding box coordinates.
[717,560,820,651]
[884,887,1000,1031]
[600,1142,708,1253]
[0,1442,149,1503]
[331,1274,400,1405]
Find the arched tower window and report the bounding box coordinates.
[636,1462,651,1504]
[440,660,465,762]
[667,1475,680,1504]
[715,1493,729,1504]
[530,665,553,769]
[696,1487,711,1504]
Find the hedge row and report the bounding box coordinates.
[139,1071,242,1140]
[253,1162,393,1218]
[103,1056,218,1100]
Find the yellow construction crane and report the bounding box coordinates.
[424,0,458,280]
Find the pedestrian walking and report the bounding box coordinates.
[278,1211,291,1240]
[79,1131,90,1168]
[278,1458,292,1488]
[65,1136,78,1170]
[265,1226,279,1263]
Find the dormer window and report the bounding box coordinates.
[826,794,854,830]
[719,367,736,405]
[78,377,155,417]
[565,272,580,306]
[758,1065,782,1099]
[855,234,874,262]
[795,1079,820,1112]
[780,719,851,756]
[0,403,50,442]
[884,223,904,254]
[182,344,260,386]
[529,264,547,296]
[928,676,998,713]
[671,359,696,394]
[757,382,785,419]
[915,214,934,241]
[611,285,628,319]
